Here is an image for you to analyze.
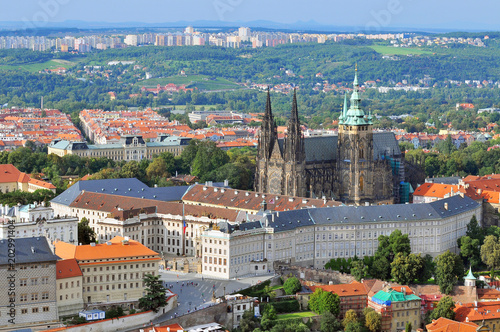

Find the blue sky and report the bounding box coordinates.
[1,0,499,31]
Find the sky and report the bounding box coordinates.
[1,0,500,31]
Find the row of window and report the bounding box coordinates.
[84,282,141,292]
[60,293,80,300]
[59,280,80,289]
[19,307,50,314]
[19,292,49,301]
[20,277,50,286]
[83,262,155,272]
[205,247,227,255]
[86,272,147,283]
[204,257,227,265]
[204,266,227,273]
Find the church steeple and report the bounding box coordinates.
[258,88,277,159]
[343,66,373,126]
[285,89,305,162]
[339,93,348,125]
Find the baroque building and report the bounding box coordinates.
[256,69,405,205]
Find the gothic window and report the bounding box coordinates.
[359,176,364,192]
[359,143,364,159]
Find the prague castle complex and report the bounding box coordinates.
[255,69,405,205]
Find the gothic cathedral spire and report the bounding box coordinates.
[285,89,305,162]
[258,88,277,160]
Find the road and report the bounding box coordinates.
[153,270,274,324]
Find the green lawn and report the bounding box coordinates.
[0,59,77,72]
[276,311,317,320]
[136,74,242,91]
[369,45,434,56]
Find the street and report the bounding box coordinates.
[153,270,274,324]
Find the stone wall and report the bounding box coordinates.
[274,262,355,285]
[44,297,177,332]
[130,303,229,332]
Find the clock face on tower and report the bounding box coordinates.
[269,170,281,194]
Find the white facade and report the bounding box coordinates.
[201,195,482,279]
[0,204,78,247]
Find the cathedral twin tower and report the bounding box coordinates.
[255,69,402,205]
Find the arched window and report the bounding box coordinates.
[359,176,364,192]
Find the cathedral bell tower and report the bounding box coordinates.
[283,89,306,196]
[337,66,374,205]
[255,89,278,193]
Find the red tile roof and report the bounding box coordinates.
[455,301,500,323]
[182,184,341,212]
[56,258,83,279]
[55,236,159,261]
[309,281,368,297]
[151,324,184,332]
[69,191,240,221]
[426,317,479,332]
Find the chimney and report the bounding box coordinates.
[224,179,229,187]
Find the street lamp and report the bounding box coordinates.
[235,267,239,280]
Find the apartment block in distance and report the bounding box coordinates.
[54,236,160,310]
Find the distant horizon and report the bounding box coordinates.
[0,0,499,33]
[0,19,497,35]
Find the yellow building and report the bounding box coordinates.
[0,164,56,193]
[54,236,161,310]
[56,259,84,317]
[47,135,190,161]
[368,286,421,332]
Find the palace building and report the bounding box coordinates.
[255,69,406,205]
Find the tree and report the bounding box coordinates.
[371,256,391,280]
[390,253,424,285]
[320,311,342,332]
[78,217,96,245]
[191,141,229,179]
[418,254,436,283]
[146,157,169,181]
[270,320,310,332]
[365,310,382,332]
[343,309,358,327]
[344,321,364,332]
[466,215,484,242]
[120,160,143,179]
[283,277,301,295]
[319,292,341,317]
[430,296,455,320]
[351,260,367,282]
[309,288,340,316]
[260,305,277,331]
[481,235,500,271]
[374,230,411,265]
[405,322,412,332]
[458,235,481,270]
[435,250,464,294]
[238,309,259,332]
[138,274,167,312]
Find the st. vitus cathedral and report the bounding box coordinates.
[255,69,405,205]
